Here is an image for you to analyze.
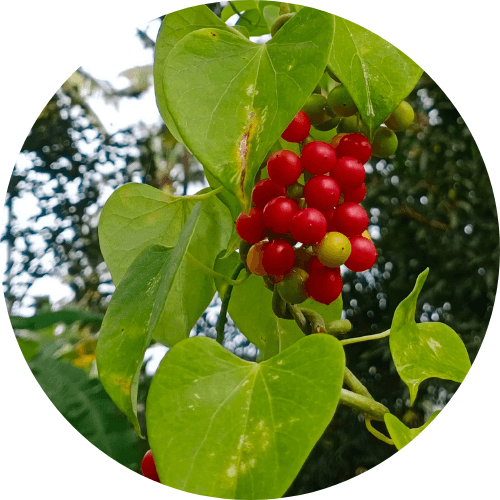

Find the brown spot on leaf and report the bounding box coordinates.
[238,111,257,202]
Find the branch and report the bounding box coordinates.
[393,204,450,231]
[338,389,390,421]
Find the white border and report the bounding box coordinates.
[1,1,498,499]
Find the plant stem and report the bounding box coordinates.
[216,263,245,345]
[185,252,249,286]
[191,185,224,200]
[299,308,326,333]
[365,417,394,446]
[339,329,390,346]
[287,304,310,335]
[272,288,293,319]
[325,319,352,337]
[338,389,390,421]
[344,367,373,400]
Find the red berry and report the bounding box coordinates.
[324,207,336,232]
[345,235,377,272]
[306,267,343,304]
[263,196,298,234]
[236,208,266,244]
[281,111,311,143]
[267,150,302,186]
[336,133,371,164]
[141,450,160,482]
[262,239,296,276]
[301,141,336,175]
[303,175,341,212]
[252,179,286,209]
[343,183,367,204]
[291,208,327,244]
[308,255,326,274]
[331,156,365,192]
[332,202,369,237]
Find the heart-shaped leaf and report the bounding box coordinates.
[147,334,345,499]
[328,16,423,135]
[154,5,232,143]
[384,411,440,450]
[214,252,342,353]
[98,183,232,346]
[162,7,334,209]
[389,269,471,404]
[96,203,201,435]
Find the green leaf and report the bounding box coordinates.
[147,334,345,499]
[385,411,440,450]
[99,183,232,346]
[162,7,333,209]
[262,5,280,31]
[99,183,231,284]
[214,252,342,353]
[29,349,142,469]
[328,16,423,135]
[154,5,231,143]
[389,269,471,404]
[96,204,201,435]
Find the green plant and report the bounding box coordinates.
[95,3,472,498]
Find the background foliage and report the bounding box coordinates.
[4,2,498,494]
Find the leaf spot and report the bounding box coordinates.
[226,465,237,477]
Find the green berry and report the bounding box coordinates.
[286,182,304,201]
[384,101,415,132]
[337,115,369,136]
[271,13,295,36]
[313,116,341,131]
[277,267,309,304]
[302,94,332,126]
[371,127,398,158]
[327,85,358,117]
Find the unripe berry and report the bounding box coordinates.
[270,12,295,36]
[301,141,336,175]
[331,156,366,192]
[306,267,343,305]
[236,208,266,244]
[336,133,371,164]
[277,267,309,304]
[302,94,332,126]
[246,241,267,276]
[332,202,369,237]
[251,178,286,209]
[345,235,377,272]
[303,175,340,212]
[337,115,369,136]
[141,450,160,482]
[371,127,398,158]
[313,117,340,131]
[316,231,352,268]
[262,239,296,276]
[327,85,358,117]
[291,208,327,244]
[384,100,414,132]
[267,150,302,186]
[263,196,298,234]
[286,182,304,201]
[343,183,367,204]
[281,111,311,143]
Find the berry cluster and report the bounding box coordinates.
[235,112,378,306]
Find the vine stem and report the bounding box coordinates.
[365,417,394,446]
[344,367,373,400]
[339,389,390,421]
[216,263,245,345]
[185,252,249,286]
[339,329,390,346]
